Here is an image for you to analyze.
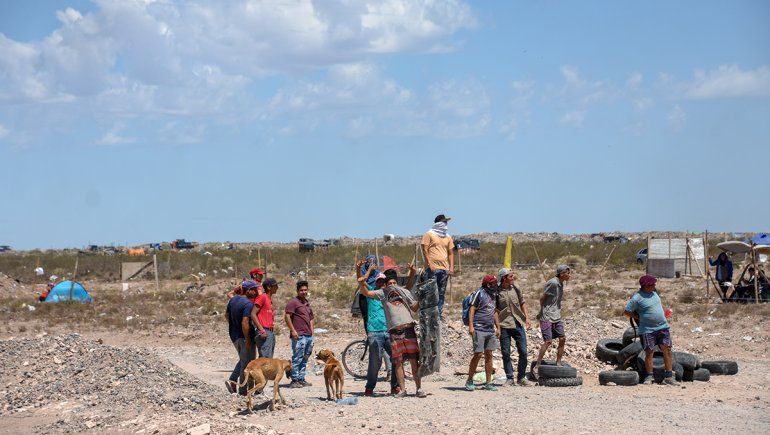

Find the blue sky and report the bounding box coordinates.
[1,1,769,249]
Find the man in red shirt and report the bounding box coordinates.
[253,278,278,358]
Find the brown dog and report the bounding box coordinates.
[316,349,344,400]
[236,357,292,411]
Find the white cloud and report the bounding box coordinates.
[667,105,686,130]
[633,97,653,111]
[0,124,9,139]
[98,124,135,145]
[499,117,517,142]
[685,65,770,99]
[0,0,476,146]
[561,110,586,127]
[627,72,643,90]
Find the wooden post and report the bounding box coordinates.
[258,248,262,270]
[598,244,617,283]
[375,239,380,268]
[532,244,547,282]
[153,254,160,293]
[704,231,710,296]
[306,257,310,280]
[753,245,760,303]
[646,235,651,274]
[457,247,462,274]
[69,255,79,300]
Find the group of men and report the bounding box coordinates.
[224,213,682,397]
[225,267,317,393]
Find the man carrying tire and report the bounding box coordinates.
[624,275,678,386]
[496,268,534,386]
[533,265,570,375]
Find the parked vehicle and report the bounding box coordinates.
[454,238,481,253]
[172,239,196,250]
[298,238,315,252]
[636,248,648,264]
[0,245,12,253]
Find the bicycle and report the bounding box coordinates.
[341,334,413,381]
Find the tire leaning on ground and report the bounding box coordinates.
[621,327,637,347]
[541,377,583,387]
[538,364,578,379]
[616,341,643,367]
[595,338,625,364]
[598,370,639,386]
[636,351,684,381]
[683,367,711,382]
[672,351,700,371]
[700,360,739,375]
[529,360,573,379]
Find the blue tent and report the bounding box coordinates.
[750,233,770,246]
[44,280,92,303]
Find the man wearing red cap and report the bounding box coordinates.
[625,275,678,386]
[226,267,265,300]
[464,275,501,391]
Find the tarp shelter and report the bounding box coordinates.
[647,237,706,278]
[44,281,92,303]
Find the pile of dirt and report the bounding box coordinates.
[0,333,250,433]
[0,272,30,299]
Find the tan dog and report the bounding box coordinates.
[236,357,292,411]
[316,349,344,400]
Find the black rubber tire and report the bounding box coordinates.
[598,370,639,386]
[701,360,739,375]
[538,364,578,379]
[541,376,583,387]
[672,351,700,371]
[683,368,711,382]
[621,327,637,347]
[636,351,683,381]
[595,339,625,364]
[616,341,643,367]
[529,360,572,379]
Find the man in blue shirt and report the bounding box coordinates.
[225,281,258,394]
[625,275,678,386]
[465,275,501,392]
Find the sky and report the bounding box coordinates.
[1,0,769,249]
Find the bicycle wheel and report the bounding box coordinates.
[342,339,369,379]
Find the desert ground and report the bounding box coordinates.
[1,252,769,434]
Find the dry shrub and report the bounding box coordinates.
[556,255,587,272]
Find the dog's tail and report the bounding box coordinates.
[236,371,249,389]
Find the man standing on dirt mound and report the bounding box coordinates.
[225,280,258,394]
[533,265,570,375]
[496,268,534,386]
[253,278,278,358]
[285,281,315,388]
[421,214,454,317]
[625,275,678,386]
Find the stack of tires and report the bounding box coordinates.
[595,327,739,385]
[531,360,583,387]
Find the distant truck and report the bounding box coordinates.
[172,239,196,250]
[298,238,315,252]
[0,245,12,253]
[454,238,481,253]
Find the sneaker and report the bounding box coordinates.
[663,377,679,386]
[415,388,427,398]
[518,378,534,387]
[299,380,313,387]
[390,387,401,395]
[642,375,654,385]
[483,383,498,391]
[287,381,304,388]
[394,390,407,398]
[364,389,374,396]
[225,380,236,394]
[465,380,475,391]
[504,379,517,387]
